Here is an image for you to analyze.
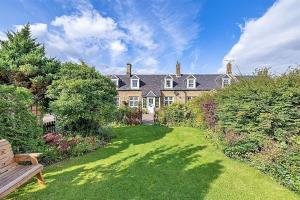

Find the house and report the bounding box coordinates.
[109,62,236,113]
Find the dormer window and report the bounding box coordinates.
[111,79,119,88]
[222,78,231,88]
[131,75,140,89]
[186,75,196,89]
[164,75,173,89]
[110,75,119,88]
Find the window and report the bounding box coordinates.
[155,97,160,108]
[142,98,147,108]
[129,96,139,107]
[164,96,173,106]
[187,79,196,88]
[187,96,194,101]
[222,78,231,88]
[165,79,173,88]
[114,97,120,107]
[131,79,139,89]
[111,79,118,88]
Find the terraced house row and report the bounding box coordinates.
[109,62,237,113]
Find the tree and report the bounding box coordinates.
[47,62,117,135]
[0,85,43,152]
[0,24,60,110]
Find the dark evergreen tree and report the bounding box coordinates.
[0,24,60,110]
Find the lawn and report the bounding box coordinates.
[7,126,300,200]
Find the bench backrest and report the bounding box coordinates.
[0,139,16,175]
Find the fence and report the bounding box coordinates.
[43,121,56,133]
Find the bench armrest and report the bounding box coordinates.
[14,153,42,165]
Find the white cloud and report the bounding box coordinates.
[222,0,300,74]
[123,21,157,50]
[43,3,128,66]
[135,57,160,74]
[110,40,127,53]
[0,31,6,40]
[4,0,201,75]
[152,1,201,54]
[51,6,123,40]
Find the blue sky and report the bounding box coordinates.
[1,0,299,75]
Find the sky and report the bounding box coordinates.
[0,0,299,75]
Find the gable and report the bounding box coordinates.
[164,75,173,79]
[109,75,119,79]
[185,74,196,80]
[131,75,140,79]
[146,90,157,97]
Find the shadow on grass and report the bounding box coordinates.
[71,125,174,165]
[8,126,224,200]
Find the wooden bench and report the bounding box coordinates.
[0,139,44,199]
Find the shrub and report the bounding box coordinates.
[41,132,111,165]
[250,141,300,192]
[216,69,300,141]
[0,85,43,152]
[156,92,216,127]
[215,68,300,193]
[156,102,195,126]
[47,62,117,135]
[224,139,260,159]
[114,105,142,125]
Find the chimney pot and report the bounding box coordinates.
[126,63,132,77]
[176,61,181,77]
[226,62,232,75]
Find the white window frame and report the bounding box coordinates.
[129,96,139,107]
[187,96,194,101]
[187,79,196,88]
[114,96,120,107]
[111,79,119,88]
[222,78,231,88]
[155,97,160,108]
[131,78,140,89]
[164,96,173,106]
[165,78,173,89]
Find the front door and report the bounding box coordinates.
[147,97,155,113]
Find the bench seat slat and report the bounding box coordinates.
[0,140,44,199]
[0,164,43,198]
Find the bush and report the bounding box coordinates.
[224,139,260,159]
[0,85,44,152]
[156,92,216,127]
[114,105,142,125]
[41,132,111,165]
[215,69,300,193]
[47,62,117,135]
[216,69,300,141]
[156,102,194,126]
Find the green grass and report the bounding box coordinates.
[8,126,300,200]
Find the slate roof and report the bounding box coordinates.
[108,74,234,97]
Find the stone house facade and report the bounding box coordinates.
[109,62,235,113]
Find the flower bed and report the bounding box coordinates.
[41,132,111,165]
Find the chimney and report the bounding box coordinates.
[226,62,232,75]
[126,63,132,77]
[176,61,181,77]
